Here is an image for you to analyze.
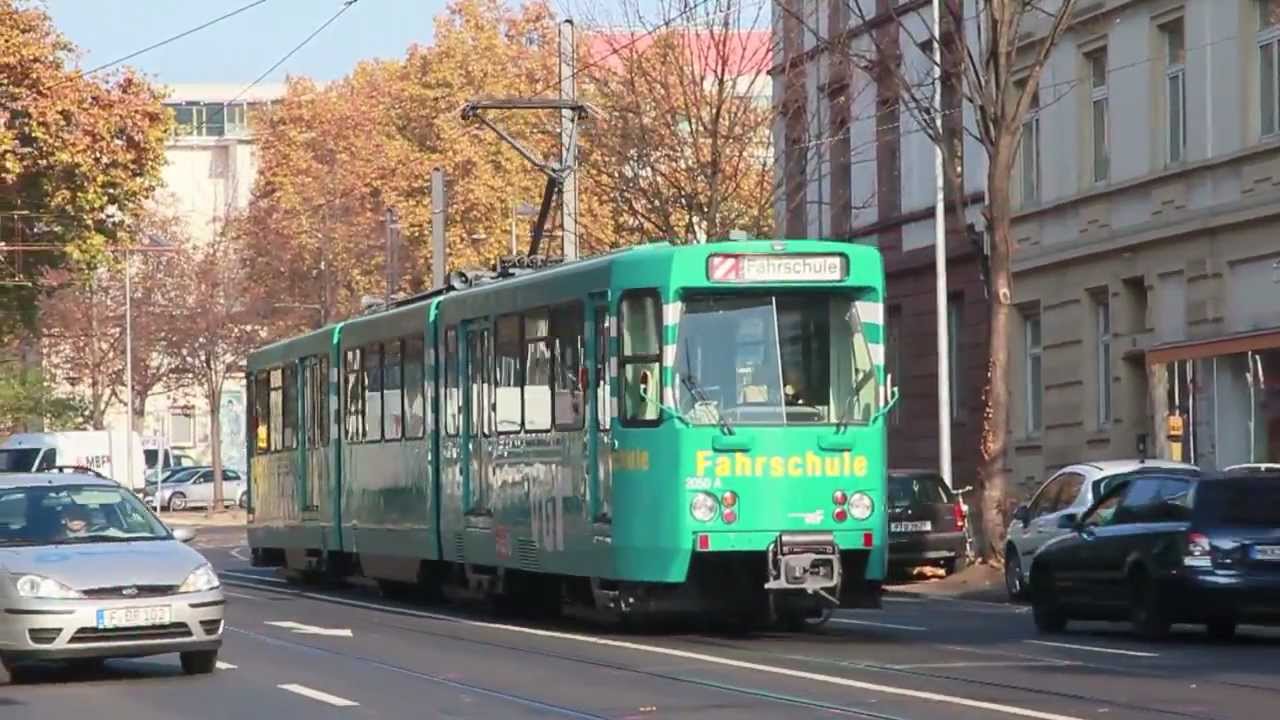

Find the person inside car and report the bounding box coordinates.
[60,504,92,538]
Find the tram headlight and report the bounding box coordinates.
[690,492,719,523]
[848,492,874,521]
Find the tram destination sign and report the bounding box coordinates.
[707,253,848,283]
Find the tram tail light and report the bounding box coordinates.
[833,507,848,523]
[722,509,738,524]
[721,491,738,509]
[832,490,848,506]
[863,532,874,548]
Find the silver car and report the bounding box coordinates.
[1004,459,1197,599]
[146,467,248,511]
[0,472,224,679]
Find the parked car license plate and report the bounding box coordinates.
[1250,545,1280,561]
[96,606,171,629]
[891,521,932,533]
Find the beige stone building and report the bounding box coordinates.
[1006,0,1280,489]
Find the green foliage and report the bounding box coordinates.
[0,366,88,433]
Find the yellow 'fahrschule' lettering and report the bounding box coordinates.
[690,450,871,479]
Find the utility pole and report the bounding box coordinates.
[932,0,953,488]
[384,207,398,305]
[559,19,578,260]
[124,247,134,491]
[431,168,447,289]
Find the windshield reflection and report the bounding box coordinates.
[0,484,170,547]
[674,293,879,426]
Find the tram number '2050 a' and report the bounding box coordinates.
[531,495,564,552]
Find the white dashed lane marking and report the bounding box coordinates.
[225,577,1089,720]
[1024,640,1159,658]
[829,618,928,631]
[215,661,237,670]
[278,683,360,707]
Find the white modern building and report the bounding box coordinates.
[102,83,286,473]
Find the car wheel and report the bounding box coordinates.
[180,649,218,675]
[169,492,188,511]
[1029,567,1067,634]
[238,492,248,509]
[1206,618,1237,641]
[1129,573,1170,640]
[1005,545,1027,600]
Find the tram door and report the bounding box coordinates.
[462,322,493,521]
[588,297,613,527]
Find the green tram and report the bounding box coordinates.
[246,239,897,626]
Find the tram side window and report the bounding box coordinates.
[524,310,553,432]
[364,343,383,442]
[269,368,284,451]
[404,336,426,439]
[345,348,365,442]
[594,307,611,431]
[620,290,662,425]
[318,355,330,446]
[552,302,585,430]
[494,314,522,433]
[254,370,271,453]
[283,363,298,450]
[444,327,459,436]
[384,340,403,441]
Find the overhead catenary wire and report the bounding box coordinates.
[48,0,270,89]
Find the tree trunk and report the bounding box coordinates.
[977,154,1016,562]
[208,383,224,515]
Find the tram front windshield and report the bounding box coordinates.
[674,293,879,426]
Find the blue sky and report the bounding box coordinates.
[45,0,673,86]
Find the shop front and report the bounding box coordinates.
[1146,329,1280,469]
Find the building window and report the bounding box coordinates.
[1020,88,1041,205]
[1087,47,1110,182]
[1261,2,1280,137]
[1025,314,1043,436]
[948,295,962,419]
[1095,296,1113,427]
[171,407,195,448]
[1164,20,1186,164]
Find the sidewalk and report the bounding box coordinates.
[157,510,247,527]
[885,563,1011,604]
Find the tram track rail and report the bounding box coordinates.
[222,574,1242,720]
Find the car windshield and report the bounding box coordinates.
[673,293,879,425]
[1196,480,1280,527]
[0,448,41,472]
[889,475,951,507]
[0,483,170,547]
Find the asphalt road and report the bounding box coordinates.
[4,526,1279,719]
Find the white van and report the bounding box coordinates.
[141,435,198,484]
[0,431,148,489]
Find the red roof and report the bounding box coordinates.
[584,29,772,78]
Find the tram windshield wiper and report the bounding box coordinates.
[681,339,734,436]
[835,368,876,433]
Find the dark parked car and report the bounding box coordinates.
[1029,467,1280,640]
[887,470,969,575]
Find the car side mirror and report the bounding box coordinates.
[1056,513,1079,530]
[1012,505,1030,525]
[172,527,197,544]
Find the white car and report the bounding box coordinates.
[1003,459,1198,600]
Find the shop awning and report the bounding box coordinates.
[1146,327,1280,365]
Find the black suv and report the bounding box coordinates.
[1029,467,1280,640]
[887,470,969,575]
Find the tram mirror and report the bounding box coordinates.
[638,369,652,399]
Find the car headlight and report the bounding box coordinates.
[179,564,221,593]
[690,492,719,522]
[15,574,84,599]
[848,492,874,521]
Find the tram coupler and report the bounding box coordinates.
[764,532,842,605]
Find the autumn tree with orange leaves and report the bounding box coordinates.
[0,0,169,335]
